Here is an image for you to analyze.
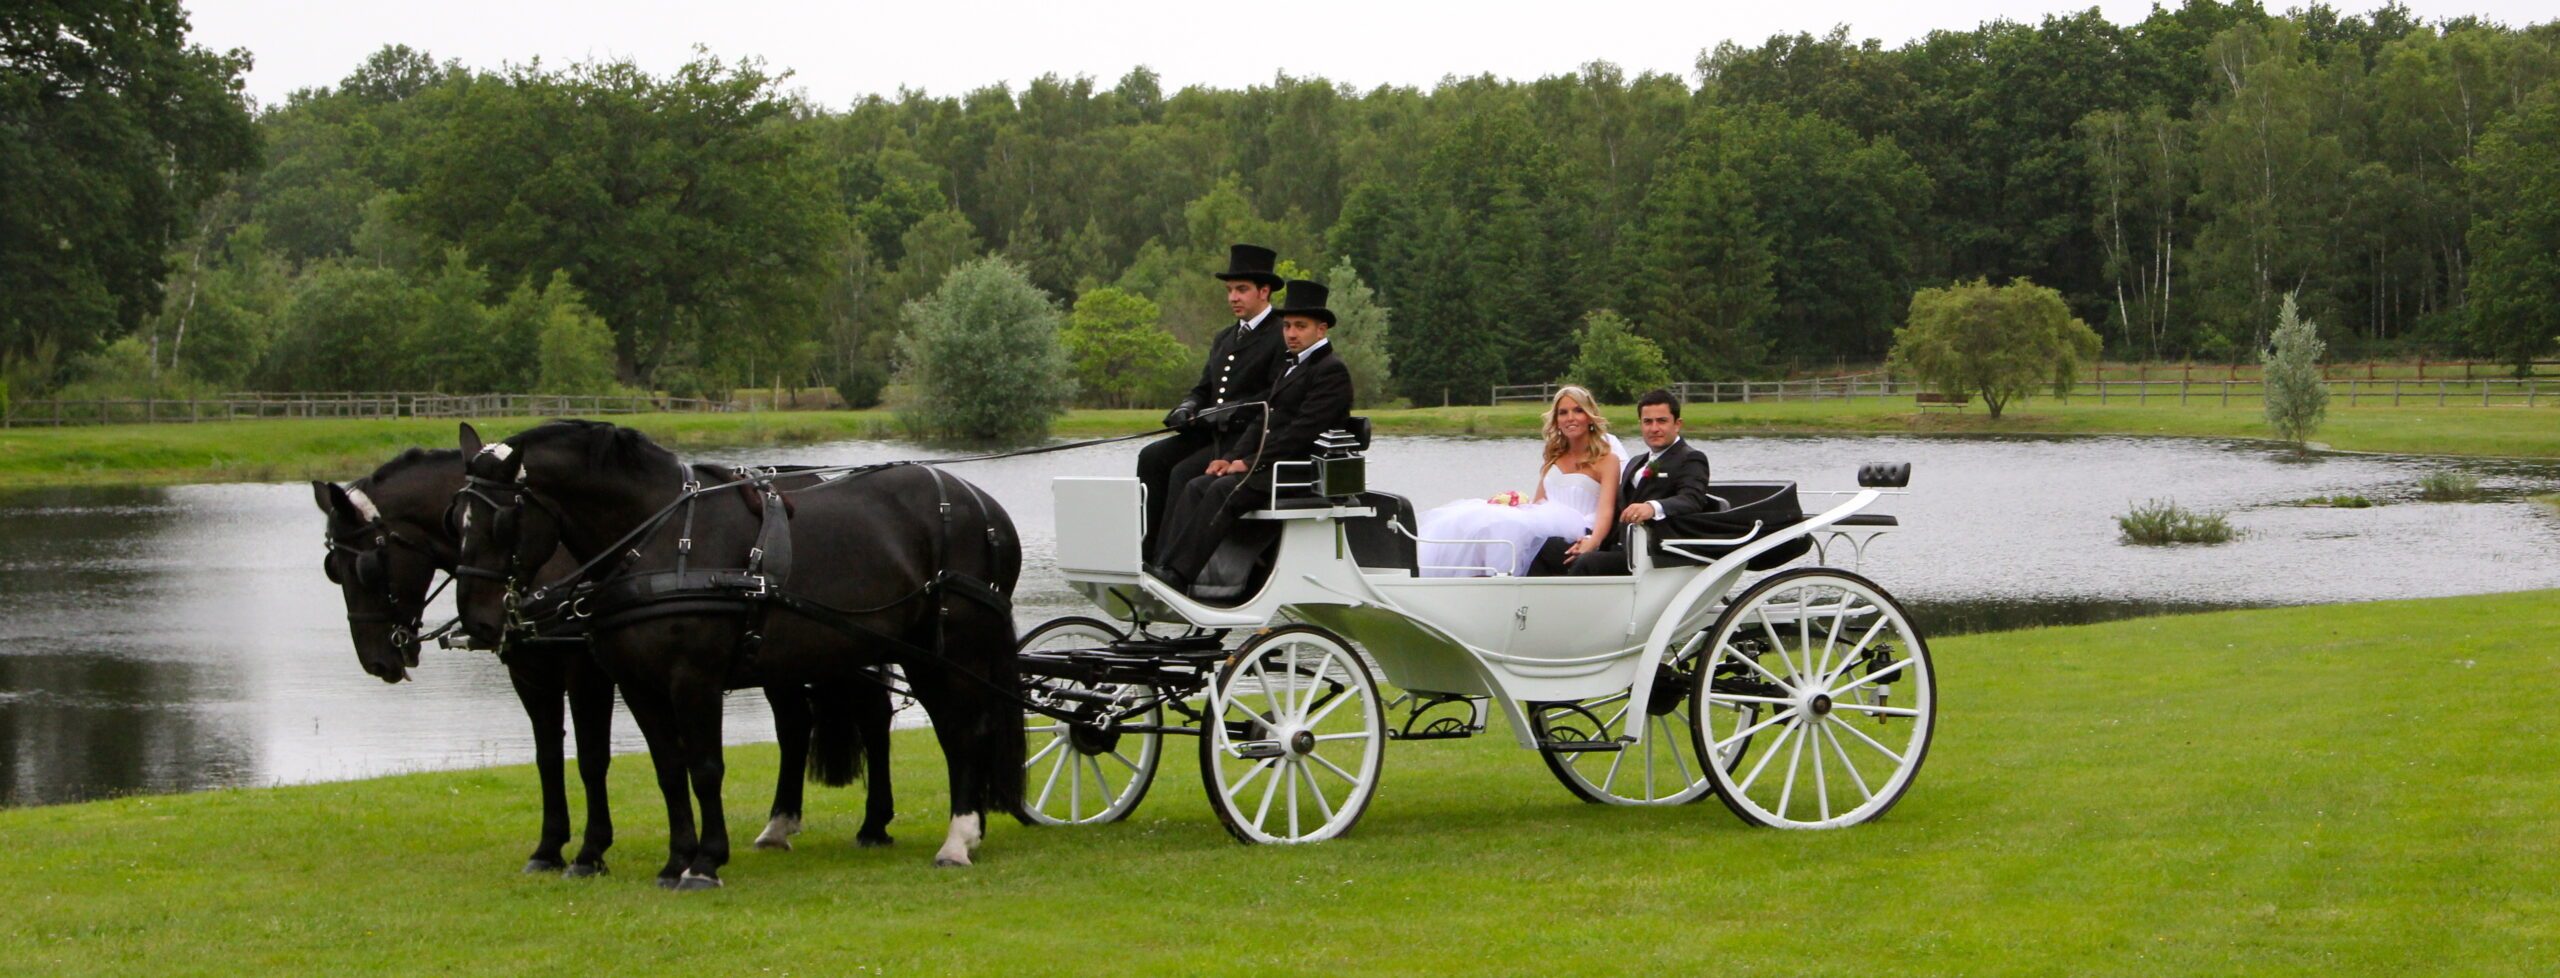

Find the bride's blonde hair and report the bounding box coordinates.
[1541,386,1614,472]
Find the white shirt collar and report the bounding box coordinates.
[1291,338,1329,364]
[1638,437,1684,462]
[1240,306,1273,331]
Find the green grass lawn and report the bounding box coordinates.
[6,591,2555,975]
[1,398,2556,490]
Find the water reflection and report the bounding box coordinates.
[1,432,2553,806]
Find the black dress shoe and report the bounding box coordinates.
[1144,562,1189,591]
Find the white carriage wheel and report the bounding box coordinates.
[1198,625,1385,844]
[1693,568,1935,829]
[1531,630,1723,805]
[1018,616,1163,826]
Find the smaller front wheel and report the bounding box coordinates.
[1199,625,1386,844]
[1019,616,1163,826]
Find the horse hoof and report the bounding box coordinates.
[932,855,971,869]
[563,862,607,879]
[655,875,681,890]
[751,836,792,852]
[857,833,894,848]
[675,871,723,891]
[523,858,567,874]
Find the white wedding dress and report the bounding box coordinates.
[1417,436,1626,577]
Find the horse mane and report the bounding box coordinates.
[511,419,677,480]
[363,447,460,488]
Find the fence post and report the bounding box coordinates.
[2221,381,2230,407]
[2438,381,2447,406]
[2393,380,2402,406]
[2484,382,2492,407]
[2179,381,2189,406]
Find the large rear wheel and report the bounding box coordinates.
[1694,569,1934,829]
[1199,625,1385,844]
[1018,616,1163,826]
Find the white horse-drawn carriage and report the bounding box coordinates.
[1015,422,1934,843]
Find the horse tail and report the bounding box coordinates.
[979,619,1027,822]
[805,681,864,788]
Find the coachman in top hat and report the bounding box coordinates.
[1135,243,1290,550]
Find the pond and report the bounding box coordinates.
[4,432,2555,806]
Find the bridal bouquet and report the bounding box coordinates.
[1486,490,1525,506]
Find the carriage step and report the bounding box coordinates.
[1388,728,1478,741]
[1536,739,1626,753]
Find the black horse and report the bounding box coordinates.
[313,446,901,876]
[451,421,1024,886]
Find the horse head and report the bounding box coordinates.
[311,449,462,683]
[454,420,676,646]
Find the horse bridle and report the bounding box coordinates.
[322,514,450,660]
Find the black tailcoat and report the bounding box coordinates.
[1155,342,1355,584]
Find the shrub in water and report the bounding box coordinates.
[2118,499,2237,545]
[2417,471,2484,501]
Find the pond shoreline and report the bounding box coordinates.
[2,400,2556,490]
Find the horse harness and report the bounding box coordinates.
[475,461,1013,690]
[322,505,455,658]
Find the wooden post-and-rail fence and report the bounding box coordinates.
[1489,375,2554,408]
[0,392,731,428]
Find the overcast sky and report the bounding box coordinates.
[187,0,2548,109]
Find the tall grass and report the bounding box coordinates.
[2117,498,2237,545]
[2416,470,2484,501]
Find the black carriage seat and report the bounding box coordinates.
[1342,491,1418,575]
[1652,481,1811,571]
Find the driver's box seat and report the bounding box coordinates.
[1190,419,1414,600]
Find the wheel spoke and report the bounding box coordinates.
[1035,741,1071,810]
[1068,744,1083,817]
[1225,756,1277,802]
[1307,749,1360,784]
[1298,647,1335,719]
[1821,718,1874,802]
[1025,734,1065,769]
[1722,643,1795,689]
[1287,758,1301,838]
[1252,758,1283,829]
[1775,719,1809,819]
[1108,749,1142,773]
[1298,761,1336,824]
[1715,706,1799,752]
[1303,677,1363,728]
[1831,702,1920,718]
[1811,714,1831,822]
[1600,739,1630,793]
[1829,713,1908,765]
[1310,731,1371,742]
[1657,714,1695,787]
[1813,587,1849,679]
[1753,606,1801,680]
[1087,754,1114,807]
[1734,720,1798,794]
[1830,656,1912,697]
[1703,692,1795,706]
[1820,618,1892,689]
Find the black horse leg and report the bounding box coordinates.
[507,665,572,873]
[909,671,986,868]
[755,684,809,851]
[856,680,896,847]
[675,678,731,890]
[564,661,616,877]
[620,679,699,889]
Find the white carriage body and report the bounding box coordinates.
[1051,476,1889,749]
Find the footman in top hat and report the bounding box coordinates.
[1135,243,1290,552]
[1149,278,1355,594]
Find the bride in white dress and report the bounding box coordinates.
[1418,386,1625,577]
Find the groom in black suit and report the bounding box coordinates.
[1530,389,1716,576]
[1149,279,1355,593]
[1136,244,1290,553]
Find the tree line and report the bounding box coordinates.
[6,1,2558,412]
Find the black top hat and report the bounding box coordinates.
[1271,279,1335,327]
[1212,243,1284,288]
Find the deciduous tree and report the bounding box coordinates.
[1888,278,2101,419]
